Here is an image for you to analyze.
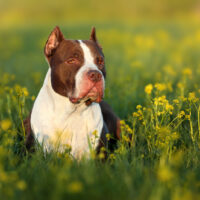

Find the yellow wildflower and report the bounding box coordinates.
[145,84,153,95]
[182,68,192,76]
[136,105,142,110]
[154,83,166,91]
[100,147,106,152]
[120,120,125,125]
[178,111,185,118]
[126,125,133,134]
[109,153,116,160]
[171,132,179,140]
[106,133,111,141]
[22,87,29,97]
[67,181,83,193]
[0,119,12,131]
[188,92,197,102]
[133,112,139,117]
[154,98,159,106]
[185,115,190,120]
[173,99,179,104]
[17,180,27,190]
[98,152,105,159]
[92,130,98,137]
[31,96,36,101]
[14,84,22,95]
[165,103,174,111]
[157,166,174,182]
[163,65,176,76]
[122,135,130,142]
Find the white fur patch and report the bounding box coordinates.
[31,68,103,159]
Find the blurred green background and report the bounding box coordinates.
[0,0,200,28]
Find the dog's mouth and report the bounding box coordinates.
[69,85,104,105]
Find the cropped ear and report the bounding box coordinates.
[44,26,64,57]
[90,27,97,42]
[90,27,102,50]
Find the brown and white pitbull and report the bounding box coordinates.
[24,26,120,159]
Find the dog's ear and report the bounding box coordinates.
[90,27,98,42]
[44,26,64,57]
[90,27,102,50]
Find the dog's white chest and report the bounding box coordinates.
[30,69,103,159]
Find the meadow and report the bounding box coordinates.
[1,18,200,200]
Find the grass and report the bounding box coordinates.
[1,21,200,199]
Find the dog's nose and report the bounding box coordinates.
[87,70,102,82]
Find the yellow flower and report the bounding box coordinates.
[22,87,29,97]
[109,153,116,160]
[106,133,111,141]
[165,103,174,111]
[154,98,159,106]
[157,166,174,182]
[17,180,27,190]
[178,111,185,118]
[171,132,179,140]
[100,147,106,152]
[177,82,184,89]
[173,99,179,104]
[98,152,105,159]
[67,181,83,193]
[133,112,139,117]
[188,92,197,102]
[122,135,130,142]
[92,130,98,137]
[31,96,36,101]
[136,105,142,110]
[185,115,190,120]
[163,65,176,76]
[120,120,125,125]
[0,119,12,131]
[154,83,166,91]
[182,68,192,76]
[145,84,153,95]
[14,84,22,95]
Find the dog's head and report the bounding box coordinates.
[44,26,106,106]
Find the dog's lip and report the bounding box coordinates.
[69,96,95,104]
[69,85,103,104]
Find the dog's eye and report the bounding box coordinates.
[66,58,77,64]
[97,57,104,67]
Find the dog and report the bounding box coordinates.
[24,26,120,159]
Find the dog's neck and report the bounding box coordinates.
[43,68,88,116]
[31,68,103,157]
